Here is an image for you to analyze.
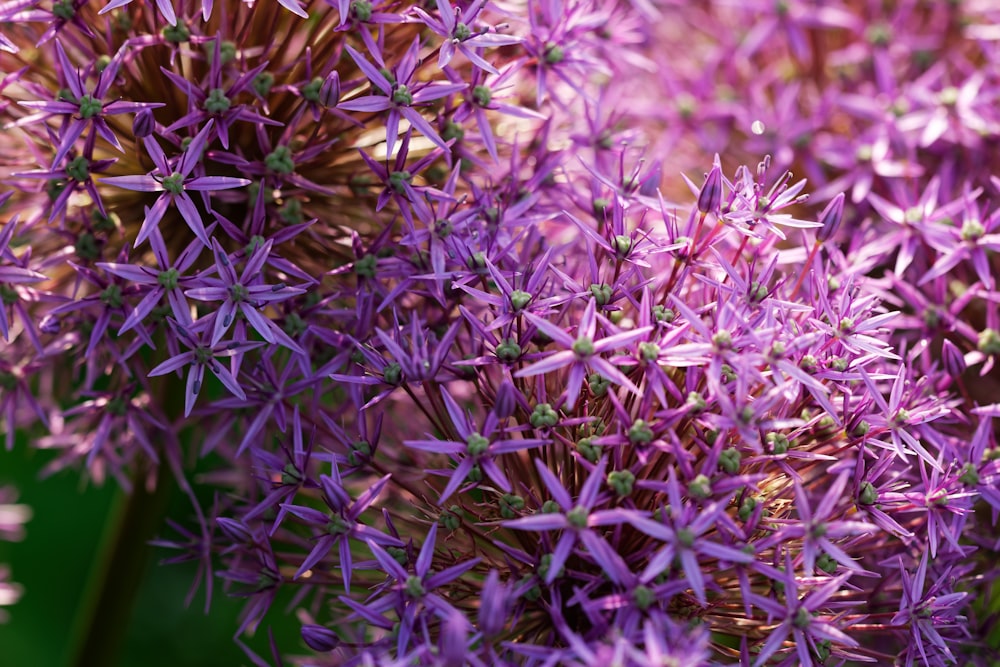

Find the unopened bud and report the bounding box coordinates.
[639,160,662,197]
[320,71,341,107]
[941,338,966,377]
[494,380,516,419]
[301,624,340,652]
[39,314,60,334]
[697,164,722,215]
[816,193,845,243]
[133,109,155,138]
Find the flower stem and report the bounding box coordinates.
[67,459,174,667]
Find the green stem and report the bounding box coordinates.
[67,459,174,667]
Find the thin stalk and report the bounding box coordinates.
[67,458,175,667]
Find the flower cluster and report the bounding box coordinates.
[2,1,1000,666]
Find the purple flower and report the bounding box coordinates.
[515,299,651,409]
[17,41,162,166]
[503,456,634,585]
[147,322,262,417]
[100,120,250,247]
[184,238,305,349]
[339,39,466,154]
[280,463,400,589]
[405,387,548,504]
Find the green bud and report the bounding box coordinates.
[382,362,402,385]
[566,506,588,529]
[589,283,612,306]
[858,481,878,506]
[204,40,236,64]
[687,391,707,413]
[851,420,870,438]
[203,88,232,114]
[593,197,610,217]
[351,0,373,21]
[162,172,185,195]
[639,342,660,363]
[52,0,75,19]
[439,506,462,531]
[817,552,837,574]
[499,494,525,519]
[253,72,275,97]
[719,448,741,474]
[495,338,522,363]
[472,85,492,107]
[766,432,789,455]
[959,462,980,486]
[588,372,610,396]
[327,515,351,536]
[712,330,732,349]
[575,438,600,463]
[265,146,295,174]
[537,553,564,580]
[529,403,559,429]
[392,84,413,106]
[404,575,426,598]
[676,528,695,549]
[613,235,633,258]
[632,585,654,610]
[738,496,758,521]
[301,76,324,102]
[628,419,654,444]
[519,574,541,601]
[78,95,103,120]
[573,336,595,357]
[687,474,712,500]
[800,354,818,372]
[158,268,180,290]
[466,432,490,456]
[348,440,372,467]
[66,156,90,182]
[978,328,1000,355]
[509,289,532,312]
[74,233,100,261]
[535,501,560,519]
[543,42,564,64]
[99,284,123,308]
[162,23,190,42]
[387,546,408,566]
[608,470,635,497]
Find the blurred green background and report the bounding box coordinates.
[0,437,297,667]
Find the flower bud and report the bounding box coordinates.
[440,610,468,667]
[478,570,510,637]
[39,314,60,334]
[816,193,845,243]
[494,380,517,419]
[133,109,155,138]
[639,160,662,197]
[697,164,722,215]
[301,624,340,652]
[941,338,966,377]
[320,71,340,107]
